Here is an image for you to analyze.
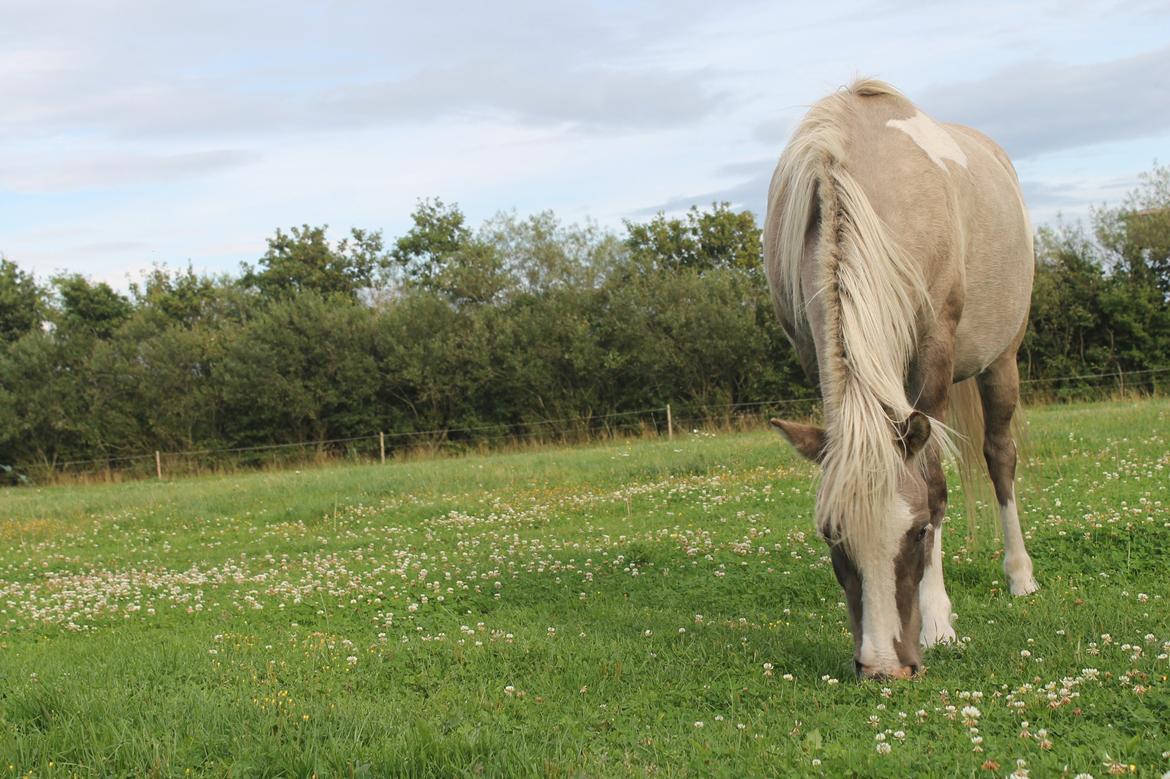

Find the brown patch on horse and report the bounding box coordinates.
[891,521,929,675]
[830,545,863,659]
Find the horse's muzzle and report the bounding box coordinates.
[855,661,917,680]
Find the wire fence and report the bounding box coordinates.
[25,365,1170,483]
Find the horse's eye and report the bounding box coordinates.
[915,524,931,542]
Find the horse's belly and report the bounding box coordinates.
[952,254,1032,380]
[947,129,1034,381]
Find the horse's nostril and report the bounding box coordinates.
[909,664,920,677]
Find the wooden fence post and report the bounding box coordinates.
[666,404,673,441]
[379,432,386,464]
[155,450,162,480]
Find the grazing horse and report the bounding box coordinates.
[763,80,1039,680]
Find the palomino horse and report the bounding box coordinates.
[763,80,1039,680]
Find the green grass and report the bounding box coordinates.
[1,398,1168,777]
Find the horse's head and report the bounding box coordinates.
[771,412,936,681]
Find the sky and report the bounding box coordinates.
[1,0,1168,288]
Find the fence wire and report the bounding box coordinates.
[39,365,1170,479]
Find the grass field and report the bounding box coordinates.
[1,399,1168,777]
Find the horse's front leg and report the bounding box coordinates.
[909,335,958,648]
[919,452,957,646]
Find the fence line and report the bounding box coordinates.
[1017,365,1170,385]
[55,397,825,470]
[43,365,1169,478]
[57,407,681,468]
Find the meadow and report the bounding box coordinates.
[1,398,1168,777]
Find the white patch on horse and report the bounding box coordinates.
[1000,496,1039,595]
[857,496,915,671]
[919,525,956,647]
[886,111,968,171]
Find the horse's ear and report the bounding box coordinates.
[898,411,931,459]
[770,418,826,463]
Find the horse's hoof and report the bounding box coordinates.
[920,621,957,648]
[1010,578,1040,596]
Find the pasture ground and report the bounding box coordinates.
[1,398,1168,777]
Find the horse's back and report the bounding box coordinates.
[834,89,1034,379]
[831,89,964,296]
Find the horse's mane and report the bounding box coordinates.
[765,79,949,553]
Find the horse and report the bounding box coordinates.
[763,79,1039,680]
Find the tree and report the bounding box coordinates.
[242,224,386,300]
[391,199,509,305]
[219,292,379,445]
[84,314,226,453]
[1022,210,1170,387]
[390,199,472,286]
[129,264,219,327]
[51,274,132,339]
[480,210,620,295]
[10,169,1170,475]
[624,203,762,275]
[1094,162,1170,295]
[1022,223,1110,380]
[0,330,90,464]
[0,258,42,343]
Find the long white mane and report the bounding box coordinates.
[765,80,949,552]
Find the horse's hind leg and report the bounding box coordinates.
[977,351,1039,596]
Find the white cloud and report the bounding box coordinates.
[0,1,730,140]
[0,149,259,192]
[2,0,1167,285]
[917,45,1170,159]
